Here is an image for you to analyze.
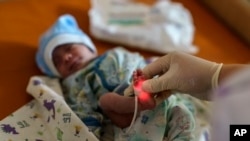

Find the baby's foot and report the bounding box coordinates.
[138,93,156,110]
[133,69,156,110]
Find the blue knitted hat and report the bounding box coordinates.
[36,14,96,77]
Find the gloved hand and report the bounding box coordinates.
[141,51,223,100]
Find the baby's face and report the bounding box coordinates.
[52,43,96,78]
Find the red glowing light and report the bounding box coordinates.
[138,91,150,101]
[133,79,150,101]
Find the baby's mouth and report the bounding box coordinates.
[69,58,80,72]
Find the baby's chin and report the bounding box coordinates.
[66,65,84,77]
[62,58,95,78]
[64,62,87,77]
[73,63,84,73]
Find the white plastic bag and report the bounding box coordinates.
[89,0,198,54]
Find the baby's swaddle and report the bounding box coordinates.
[115,94,196,141]
[62,47,147,138]
[62,47,197,140]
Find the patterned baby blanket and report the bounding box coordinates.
[0,76,99,141]
[0,76,212,141]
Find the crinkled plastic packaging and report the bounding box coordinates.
[89,0,198,54]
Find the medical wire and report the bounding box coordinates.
[126,95,138,134]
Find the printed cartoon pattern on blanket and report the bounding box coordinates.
[115,93,212,141]
[0,76,98,141]
[114,94,197,141]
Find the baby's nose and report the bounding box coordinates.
[63,53,72,63]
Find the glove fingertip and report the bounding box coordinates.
[142,80,155,93]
